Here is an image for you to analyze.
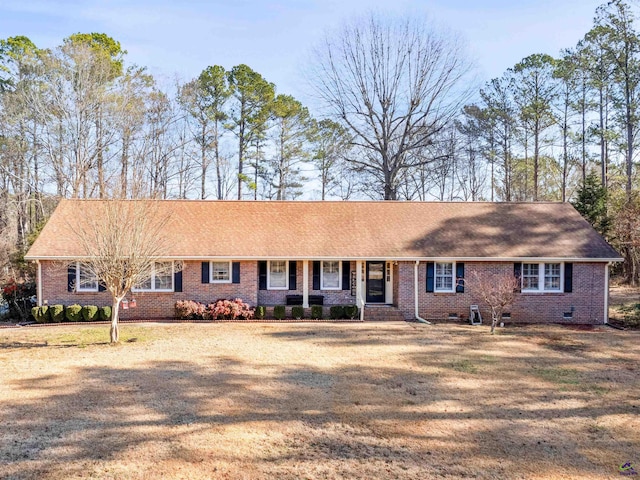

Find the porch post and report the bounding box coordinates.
[302,260,309,308]
[356,260,363,308]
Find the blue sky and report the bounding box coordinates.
[0,0,609,107]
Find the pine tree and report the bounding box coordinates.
[572,171,610,236]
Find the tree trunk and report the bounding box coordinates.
[490,307,499,334]
[215,121,222,200]
[110,299,121,343]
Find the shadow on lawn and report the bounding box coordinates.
[1,327,638,479]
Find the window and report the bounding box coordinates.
[522,263,562,292]
[77,263,98,292]
[211,261,231,283]
[268,260,288,289]
[545,263,561,291]
[321,261,341,290]
[435,262,454,292]
[522,263,539,290]
[134,261,174,292]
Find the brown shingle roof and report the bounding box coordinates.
[25,199,622,261]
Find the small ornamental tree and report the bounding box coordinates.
[468,270,519,334]
[74,201,173,343]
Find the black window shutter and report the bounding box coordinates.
[288,261,297,290]
[456,262,465,293]
[232,262,240,284]
[98,282,106,292]
[312,261,320,290]
[514,262,522,293]
[201,262,210,284]
[258,261,267,290]
[342,261,351,290]
[564,263,573,293]
[426,262,434,293]
[174,270,183,292]
[68,264,76,292]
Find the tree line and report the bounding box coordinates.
[2,0,640,282]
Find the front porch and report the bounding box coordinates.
[256,260,397,308]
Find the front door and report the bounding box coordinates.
[366,261,385,303]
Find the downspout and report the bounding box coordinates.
[36,260,42,307]
[415,261,431,324]
[604,262,611,324]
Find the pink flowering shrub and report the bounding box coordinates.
[175,298,254,320]
[175,300,207,319]
[207,298,254,320]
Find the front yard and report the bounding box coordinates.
[0,322,638,479]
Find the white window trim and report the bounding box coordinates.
[267,260,289,290]
[210,261,232,283]
[521,262,564,293]
[321,260,342,290]
[76,262,98,292]
[132,261,174,293]
[434,261,456,293]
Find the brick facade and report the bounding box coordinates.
[39,259,608,324]
[40,260,257,320]
[395,261,607,324]
[256,261,357,306]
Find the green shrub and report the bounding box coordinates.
[99,306,112,321]
[65,304,82,322]
[40,305,50,323]
[81,305,99,322]
[255,305,266,319]
[50,304,65,323]
[344,304,359,319]
[330,305,345,320]
[273,305,286,320]
[31,306,44,323]
[311,305,323,320]
[291,306,304,319]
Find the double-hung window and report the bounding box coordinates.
[268,260,288,289]
[522,263,539,290]
[77,263,98,292]
[134,261,174,292]
[321,261,341,290]
[435,262,454,292]
[210,261,231,283]
[522,263,562,292]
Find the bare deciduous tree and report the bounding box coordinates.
[468,270,519,334]
[75,201,173,343]
[308,12,473,200]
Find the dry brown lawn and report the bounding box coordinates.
[0,321,638,479]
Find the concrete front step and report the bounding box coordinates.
[363,305,406,322]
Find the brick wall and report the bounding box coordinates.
[40,260,258,320]
[39,259,608,323]
[257,261,357,306]
[396,261,607,324]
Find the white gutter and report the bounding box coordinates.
[24,255,625,263]
[414,261,431,325]
[604,262,611,324]
[36,260,42,307]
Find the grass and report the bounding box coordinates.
[534,367,581,385]
[1,326,154,349]
[609,283,640,328]
[0,322,638,479]
[448,358,478,374]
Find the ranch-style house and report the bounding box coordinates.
[25,200,622,324]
